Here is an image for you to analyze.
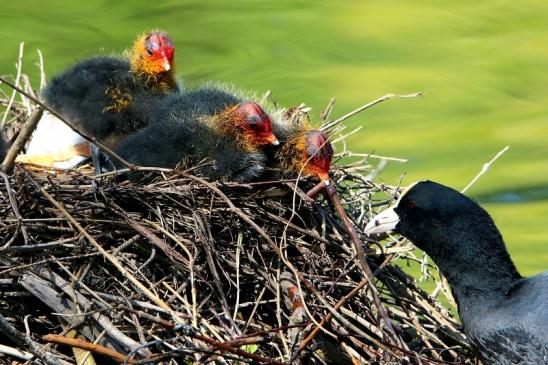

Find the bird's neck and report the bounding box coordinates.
[426,235,521,325]
[151,70,177,92]
[133,66,177,92]
[277,132,307,175]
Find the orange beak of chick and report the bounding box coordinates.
[317,171,331,185]
[267,134,280,146]
[160,50,171,71]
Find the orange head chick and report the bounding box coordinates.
[131,30,176,89]
[210,101,279,151]
[278,130,334,184]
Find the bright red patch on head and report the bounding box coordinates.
[144,31,175,70]
[236,102,278,146]
[304,131,333,181]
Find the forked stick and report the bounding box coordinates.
[1,42,25,126]
[321,91,423,132]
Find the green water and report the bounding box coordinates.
[1,1,546,278]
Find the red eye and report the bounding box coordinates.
[407,200,416,209]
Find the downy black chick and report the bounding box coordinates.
[32,30,178,169]
[110,86,279,182]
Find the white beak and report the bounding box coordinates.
[163,62,171,71]
[363,206,400,235]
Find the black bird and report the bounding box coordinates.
[110,86,279,182]
[364,180,548,364]
[42,30,177,154]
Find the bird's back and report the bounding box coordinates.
[43,56,171,142]
[467,272,548,364]
[176,86,241,116]
[154,86,242,157]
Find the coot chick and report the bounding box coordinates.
[269,106,333,183]
[42,30,177,150]
[110,86,279,182]
[277,130,333,183]
[364,180,548,364]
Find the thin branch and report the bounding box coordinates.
[43,334,137,364]
[322,91,423,132]
[37,49,47,91]
[325,185,399,344]
[336,151,408,163]
[320,97,336,123]
[1,42,25,126]
[0,344,33,361]
[461,146,510,193]
[2,106,44,171]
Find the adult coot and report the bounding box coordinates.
[363,180,548,364]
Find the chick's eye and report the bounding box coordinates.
[146,49,154,56]
[407,200,416,209]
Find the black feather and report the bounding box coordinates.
[42,56,178,143]
[0,131,7,162]
[112,86,267,182]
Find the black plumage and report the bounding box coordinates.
[364,181,548,364]
[43,57,176,146]
[110,86,278,182]
[0,132,7,162]
[269,106,311,141]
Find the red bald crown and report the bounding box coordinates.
[236,102,278,146]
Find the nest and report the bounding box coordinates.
[1,56,476,364]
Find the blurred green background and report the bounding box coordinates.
[1,1,546,279]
